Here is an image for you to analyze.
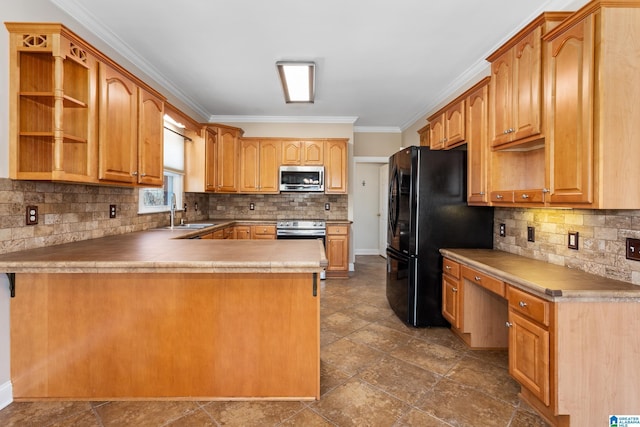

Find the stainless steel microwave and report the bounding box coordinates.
[279,166,324,192]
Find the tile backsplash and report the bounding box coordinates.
[0,178,347,255]
[494,207,640,285]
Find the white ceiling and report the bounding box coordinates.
[51,0,582,131]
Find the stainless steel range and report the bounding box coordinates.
[276,220,326,279]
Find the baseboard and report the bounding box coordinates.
[354,249,383,255]
[0,380,12,410]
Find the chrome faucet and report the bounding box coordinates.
[170,193,176,229]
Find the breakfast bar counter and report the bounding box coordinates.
[0,230,327,401]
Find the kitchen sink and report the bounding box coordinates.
[155,223,216,230]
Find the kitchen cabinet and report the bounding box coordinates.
[417,124,430,147]
[204,127,218,192]
[506,286,551,407]
[215,125,242,192]
[235,226,251,239]
[251,224,276,240]
[281,140,324,165]
[98,62,164,186]
[427,99,465,150]
[324,139,348,194]
[239,138,280,193]
[441,258,462,329]
[487,12,570,149]
[326,224,349,278]
[465,77,491,205]
[6,23,99,183]
[543,1,640,208]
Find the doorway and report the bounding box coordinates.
[353,157,389,257]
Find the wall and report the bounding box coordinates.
[208,193,347,220]
[353,132,402,157]
[494,208,640,285]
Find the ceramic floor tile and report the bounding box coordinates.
[164,408,217,426]
[45,409,102,427]
[0,401,94,426]
[416,379,516,427]
[390,338,464,376]
[279,408,337,426]
[357,355,440,405]
[320,360,353,396]
[311,378,410,426]
[94,401,198,427]
[321,337,385,375]
[202,400,304,427]
[509,409,552,427]
[321,311,371,337]
[394,408,452,426]
[446,355,521,406]
[347,322,414,353]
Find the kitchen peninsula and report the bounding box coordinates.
[0,226,327,401]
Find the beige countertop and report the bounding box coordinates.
[440,248,640,301]
[0,225,328,274]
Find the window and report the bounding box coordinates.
[138,118,186,214]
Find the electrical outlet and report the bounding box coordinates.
[249,202,255,210]
[325,203,330,210]
[527,226,535,242]
[109,204,117,219]
[26,205,38,225]
[626,238,640,261]
[499,223,506,237]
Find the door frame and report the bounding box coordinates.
[353,156,389,257]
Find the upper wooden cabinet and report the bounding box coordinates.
[428,100,466,150]
[6,23,99,183]
[465,78,491,206]
[98,62,164,186]
[324,139,348,194]
[281,140,324,165]
[215,125,242,192]
[543,1,640,209]
[487,12,571,149]
[204,127,218,192]
[417,124,430,147]
[239,138,280,193]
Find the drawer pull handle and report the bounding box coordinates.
[452,287,458,292]
[474,276,481,281]
[445,265,451,270]
[521,194,529,199]
[505,321,513,328]
[519,301,528,308]
[496,194,503,200]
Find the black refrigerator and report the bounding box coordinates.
[386,146,493,327]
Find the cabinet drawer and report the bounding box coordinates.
[514,190,545,204]
[461,265,505,297]
[490,191,514,203]
[442,258,460,279]
[327,225,348,235]
[252,225,276,235]
[507,286,550,326]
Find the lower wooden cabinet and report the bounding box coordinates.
[235,226,251,239]
[441,258,462,329]
[251,225,276,240]
[326,224,349,278]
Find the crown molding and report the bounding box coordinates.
[354,126,401,134]
[209,115,358,125]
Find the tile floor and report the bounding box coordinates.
[0,256,550,426]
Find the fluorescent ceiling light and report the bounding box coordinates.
[276,61,315,103]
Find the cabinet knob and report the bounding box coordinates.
[542,188,550,193]
[140,173,146,177]
[474,276,481,281]
[505,321,513,328]
[479,192,485,195]
[496,194,503,200]
[131,171,138,176]
[445,265,451,270]
[521,194,529,199]
[519,301,528,308]
[452,287,458,292]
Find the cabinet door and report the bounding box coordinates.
[137,88,164,186]
[239,139,260,192]
[442,274,461,328]
[98,62,138,184]
[259,140,281,193]
[512,27,542,142]
[302,141,324,165]
[429,114,445,150]
[326,234,348,272]
[546,16,594,206]
[418,124,430,147]
[281,140,301,165]
[508,310,550,406]
[490,51,513,147]
[466,80,490,205]
[444,101,465,148]
[216,127,238,192]
[204,129,217,192]
[324,140,347,193]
